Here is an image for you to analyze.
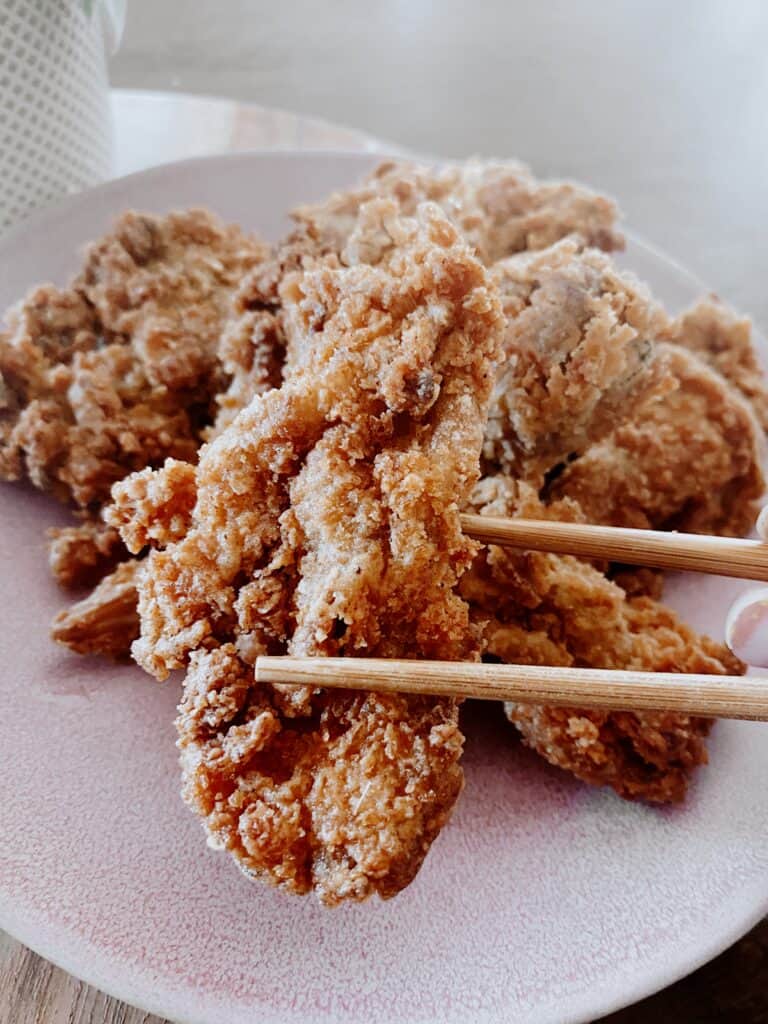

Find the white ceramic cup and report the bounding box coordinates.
[0,0,125,232]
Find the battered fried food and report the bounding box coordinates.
[461,476,744,802]
[51,559,141,658]
[482,240,670,480]
[111,199,504,903]
[207,284,285,437]
[248,159,623,309]
[47,520,127,590]
[0,209,269,609]
[0,211,266,511]
[550,344,765,535]
[662,296,768,431]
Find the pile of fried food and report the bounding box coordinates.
[2,160,766,906]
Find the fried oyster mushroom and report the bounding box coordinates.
[109,199,504,903]
[662,295,768,431]
[461,477,744,803]
[243,158,624,310]
[482,239,670,480]
[550,344,765,536]
[0,210,269,593]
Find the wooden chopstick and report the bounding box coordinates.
[460,514,768,582]
[256,656,768,721]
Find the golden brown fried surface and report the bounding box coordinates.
[51,559,141,658]
[209,308,284,436]
[482,240,669,479]
[256,159,623,299]
[179,645,464,904]
[0,211,266,512]
[663,296,768,431]
[461,477,743,802]
[550,344,765,536]
[113,200,504,903]
[0,209,270,653]
[77,209,268,400]
[47,519,127,590]
[106,458,198,556]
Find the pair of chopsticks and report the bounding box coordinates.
[256,516,768,722]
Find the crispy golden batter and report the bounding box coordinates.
[51,559,141,657]
[77,209,268,400]
[663,296,768,431]
[209,309,284,436]
[461,477,743,802]
[248,159,623,307]
[107,459,198,555]
[1,211,266,512]
[550,344,765,535]
[178,645,464,904]
[47,519,127,589]
[113,200,503,902]
[482,240,669,479]
[314,160,625,261]
[0,209,270,650]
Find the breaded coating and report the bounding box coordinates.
[0,209,269,653]
[551,344,765,536]
[663,296,768,430]
[115,200,504,903]
[461,477,744,802]
[107,459,198,555]
[208,283,285,437]
[77,209,267,399]
[51,559,141,658]
[1,211,266,511]
[482,240,669,479]
[47,519,127,589]
[251,159,623,305]
[178,645,464,904]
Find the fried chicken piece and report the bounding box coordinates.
[662,296,768,430]
[1,211,267,510]
[51,559,141,657]
[482,240,670,480]
[112,199,503,903]
[242,159,624,311]
[47,519,127,589]
[461,477,743,802]
[550,344,765,536]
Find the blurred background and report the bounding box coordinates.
[108,0,768,323]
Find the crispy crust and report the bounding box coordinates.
[461,476,743,803]
[482,240,670,479]
[51,559,141,658]
[243,159,624,312]
[47,519,127,589]
[114,200,503,902]
[107,459,198,555]
[550,344,765,535]
[293,159,625,266]
[663,296,768,430]
[177,645,465,904]
[1,211,266,511]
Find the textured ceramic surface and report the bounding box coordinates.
[0,0,121,231]
[1,152,767,1024]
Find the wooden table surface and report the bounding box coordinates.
[4,1,768,1020]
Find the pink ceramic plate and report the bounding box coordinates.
[1,152,767,1024]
